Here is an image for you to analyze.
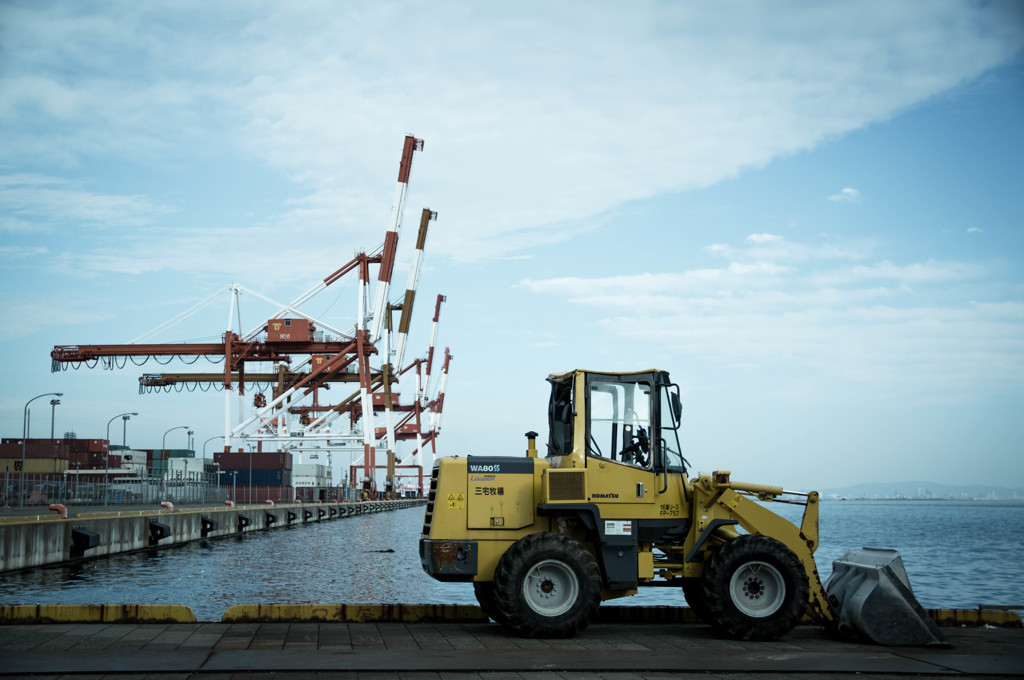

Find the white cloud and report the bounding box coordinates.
[813,259,988,286]
[2,2,1020,265]
[747,233,783,244]
[829,187,862,203]
[0,245,49,260]
[525,235,1022,400]
[967,226,984,233]
[0,298,112,341]
[705,236,866,264]
[0,174,175,230]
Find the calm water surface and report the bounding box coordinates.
[2,501,1021,620]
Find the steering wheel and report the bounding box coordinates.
[634,428,650,466]
[619,428,650,466]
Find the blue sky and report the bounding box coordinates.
[1,1,1022,490]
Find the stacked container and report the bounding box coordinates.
[0,438,111,473]
[214,449,293,503]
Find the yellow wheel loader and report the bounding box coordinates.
[420,369,945,644]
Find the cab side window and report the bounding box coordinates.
[588,378,652,468]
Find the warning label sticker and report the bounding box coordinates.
[604,520,633,536]
[447,492,465,510]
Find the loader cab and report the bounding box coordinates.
[546,369,686,475]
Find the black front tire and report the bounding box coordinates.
[492,532,601,638]
[681,577,713,625]
[702,534,809,641]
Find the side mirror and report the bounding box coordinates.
[670,388,682,426]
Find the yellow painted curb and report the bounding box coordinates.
[222,603,489,623]
[927,608,1023,628]
[0,604,196,624]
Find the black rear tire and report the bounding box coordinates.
[492,532,601,638]
[473,581,509,626]
[702,534,809,641]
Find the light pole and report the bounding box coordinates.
[105,412,137,506]
[49,399,60,439]
[16,392,63,507]
[121,414,131,447]
[163,425,190,452]
[247,444,255,504]
[162,426,189,504]
[203,436,224,459]
[211,461,221,503]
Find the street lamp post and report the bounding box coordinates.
[162,425,190,452]
[16,392,63,508]
[105,412,138,506]
[248,445,253,504]
[49,399,60,439]
[122,415,131,447]
[211,461,221,503]
[203,436,224,459]
[161,426,189,505]
[203,436,224,506]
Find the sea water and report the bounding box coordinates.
[1,500,1021,621]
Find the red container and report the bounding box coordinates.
[228,485,294,504]
[371,392,400,407]
[0,441,69,459]
[67,449,116,469]
[214,450,292,470]
[267,318,313,342]
[62,438,107,453]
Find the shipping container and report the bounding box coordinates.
[218,468,290,486]
[221,484,294,504]
[0,441,70,459]
[5,438,104,452]
[251,485,294,503]
[59,438,108,454]
[371,392,400,407]
[214,450,292,470]
[267,318,314,342]
[374,423,422,438]
[0,457,69,474]
[292,463,330,477]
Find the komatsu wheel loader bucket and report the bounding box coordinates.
[824,547,948,647]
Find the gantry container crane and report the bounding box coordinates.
[51,136,451,497]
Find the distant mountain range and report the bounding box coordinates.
[819,480,1024,501]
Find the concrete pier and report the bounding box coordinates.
[2,619,1022,678]
[0,499,424,572]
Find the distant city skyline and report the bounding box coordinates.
[1,1,1022,490]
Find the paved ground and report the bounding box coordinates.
[1,620,1022,679]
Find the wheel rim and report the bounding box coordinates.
[522,559,579,617]
[728,560,785,617]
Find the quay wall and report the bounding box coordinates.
[0,499,424,573]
